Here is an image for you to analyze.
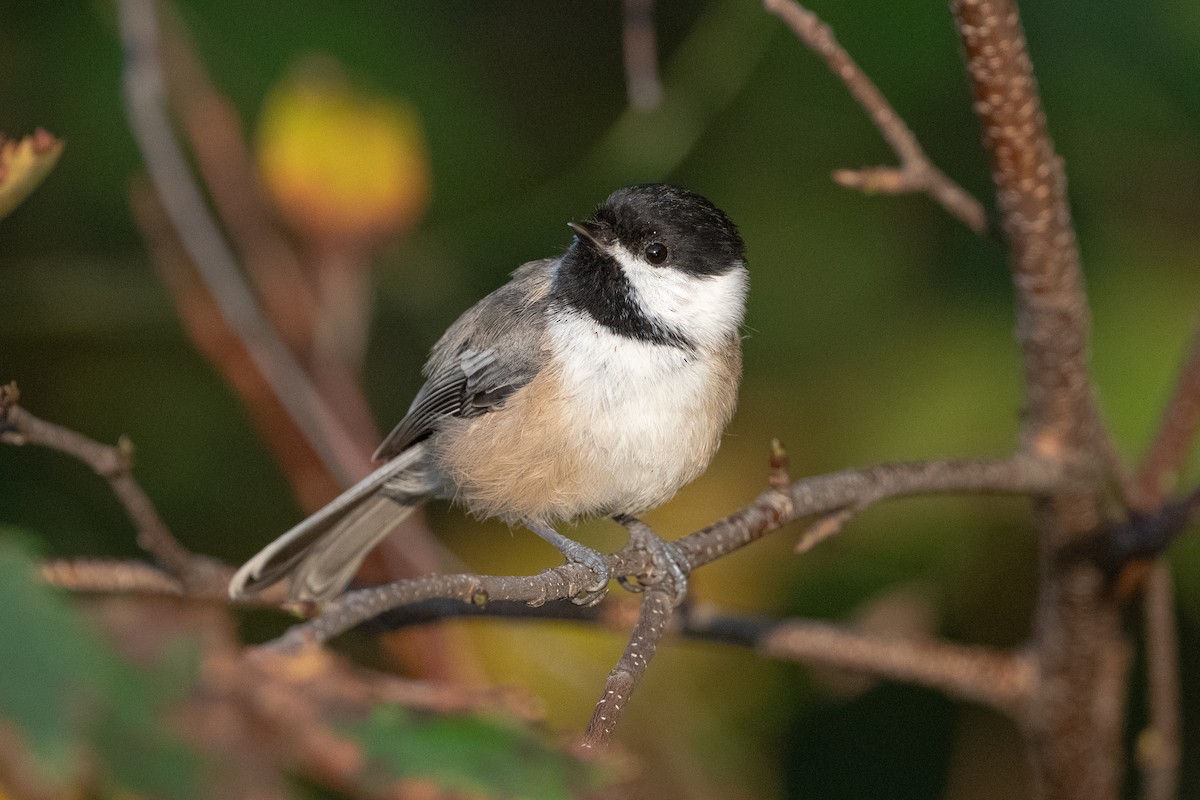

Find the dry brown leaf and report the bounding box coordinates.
[0,129,64,220]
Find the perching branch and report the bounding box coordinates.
[684,453,1072,566]
[0,382,229,594]
[270,453,1068,650]
[262,449,1069,747]
[763,0,988,233]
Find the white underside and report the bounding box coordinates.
[545,306,737,515]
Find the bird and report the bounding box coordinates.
[228,183,748,608]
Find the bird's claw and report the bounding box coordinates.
[563,543,610,606]
[615,516,690,607]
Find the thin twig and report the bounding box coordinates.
[583,586,676,749]
[1,385,229,592]
[763,0,987,233]
[40,559,185,596]
[1123,325,1200,800]
[622,0,663,111]
[759,620,1033,716]
[685,454,1071,567]
[1136,324,1200,508]
[116,0,364,487]
[35,557,291,607]
[1139,562,1182,800]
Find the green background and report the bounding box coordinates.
[4,1,1200,797]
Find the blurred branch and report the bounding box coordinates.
[622,0,663,111]
[753,619,1032,716]
[155,6,320,357]
[87,598,547,799]
[1122,323,1200,800]
[0,725,56,800]
[1136,324,1200,508]
[763,0,988,233]
[116,0,364,487]
[121,3,463,676]
[155,12,390,458]
[1138,563,1182,800]
[41,558,186,596]
[129,180,344,512]
[0,383,229,593]
[370,596,1032,717]
[36,557,292,607]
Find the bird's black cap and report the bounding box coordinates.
[581,183,745,276]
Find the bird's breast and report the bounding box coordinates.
[430,312,740,525]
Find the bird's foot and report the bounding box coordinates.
[613,515,690,607]
[525,522,610,606]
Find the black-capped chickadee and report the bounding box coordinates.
[229,184,748,607]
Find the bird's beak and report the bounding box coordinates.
[568,221,605,250]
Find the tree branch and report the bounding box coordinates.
[622,0,662,111]
[583,586,676,749]
[40,558,185,596]
[1138,562,1182,800]
[368,598,1034,718]
[271,454,1068,651]
[686,454,1071,565]
[1136,324,1200,508]
[1121,323,1200,800]
[0,383,230,593]
[949,1,1126,798]
[763,0,987,233]
[116,0,365,487]
[258,451,1070,748]
[759,620,1033,716]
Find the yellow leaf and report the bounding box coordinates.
[257,58,430,244]
[0,129,64,220]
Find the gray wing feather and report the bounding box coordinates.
[373,258,555,461]
[229,258,555,603]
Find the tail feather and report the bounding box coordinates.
[229,446,430,604]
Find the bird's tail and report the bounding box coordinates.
[228,446,432,604]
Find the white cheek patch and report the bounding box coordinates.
[612,249,747,349]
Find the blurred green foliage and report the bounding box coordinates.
[352,706,609,799]
[3,1,1200,798]
[0,533,203,798]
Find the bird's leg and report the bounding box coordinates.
[524,521,611,606]
[612,515,690,607]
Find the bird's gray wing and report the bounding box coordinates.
[373,258,555,461]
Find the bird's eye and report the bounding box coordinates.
[644,243,668,264]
